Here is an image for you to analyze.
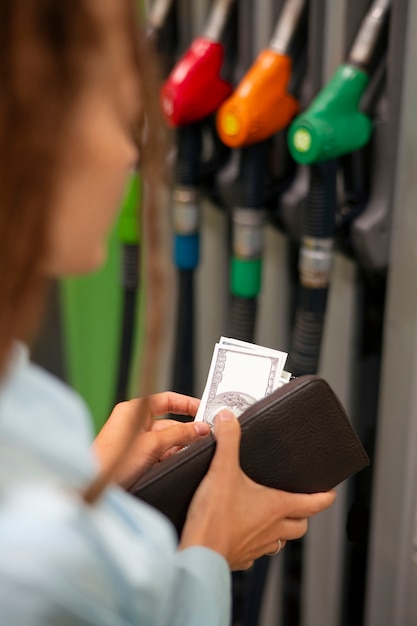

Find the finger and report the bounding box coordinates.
[255,518,307,552]
[149,421,210,457]
[310,489,337,515]
[159,446,182,459]
[105,399,150,432]
[159,432,213,459]
[295,490,337,517]
[147,392,200,419]
[269,488,337,520]
[232,560,254,572]
[151,418,191,432]
[263,539,286,556]
[211,411,241,473]
[277,517,309,541]
[151,418,210,436]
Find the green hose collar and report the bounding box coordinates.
[231,258,263,298]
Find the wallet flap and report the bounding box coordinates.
[238,375,369,492]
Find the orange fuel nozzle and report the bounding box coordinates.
[216,50,299,148]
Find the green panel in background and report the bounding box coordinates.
[60,174,142,433]
[60,227,121,433]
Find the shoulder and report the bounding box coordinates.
[0,344,95,480]
[0,344,94,442]
[0,484,127,625]
[0,483,177,626]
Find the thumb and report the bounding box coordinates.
[211,410,241,472]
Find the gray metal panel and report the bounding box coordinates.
[364,0,417,622]
[342,0,374,58]
[322,0,347,80]
[301,254,361,626]
[195,200,229,396]
[235,0,256,78]
[256,227,291,353]
[177,0,194,48]
[190,0,211,35]
[299,0,326,106]
[259,550,285,626]
[253,0,283,53]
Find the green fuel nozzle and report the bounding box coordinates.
[288,64,372,164]
[288,0,390,164]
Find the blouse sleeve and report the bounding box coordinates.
[0,485,231,626]
[166,547,231,626]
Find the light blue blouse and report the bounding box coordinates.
[0,345,231,625]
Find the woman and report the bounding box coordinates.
[0,1,336,624]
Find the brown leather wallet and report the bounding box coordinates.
[130,375,369,537]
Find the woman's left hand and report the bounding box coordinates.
[92,392,210,489]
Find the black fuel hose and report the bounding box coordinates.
[289,160,337,376]
[171,123,202,398]
[114,243,140,404]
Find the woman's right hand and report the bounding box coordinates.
[179,410,336,570]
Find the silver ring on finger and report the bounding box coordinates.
[266,539,282,557]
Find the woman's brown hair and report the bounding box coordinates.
[0,0,170,503]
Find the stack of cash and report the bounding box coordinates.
[195,337,291,425]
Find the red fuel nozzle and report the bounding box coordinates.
[216,50,299,147]
[161,36,233,127]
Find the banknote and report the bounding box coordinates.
[220,337,291,386]
[195,339,288,425]
[219,336,286,357]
